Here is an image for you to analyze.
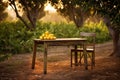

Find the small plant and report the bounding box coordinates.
[0,53,12,62]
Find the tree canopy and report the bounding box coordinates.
[50,0,120,56]
[51,0,120,30]
[8,0,47,30]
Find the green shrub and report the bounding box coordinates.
[0,21,34,54]
[0,20,111,55]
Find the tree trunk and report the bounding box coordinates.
[103,17,120,57]
[110,29,120,57]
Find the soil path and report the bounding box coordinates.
[0,41,120,80]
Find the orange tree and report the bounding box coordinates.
[8,0,47,30]
[50,0,120,57]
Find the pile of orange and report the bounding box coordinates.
[39,31,56,40]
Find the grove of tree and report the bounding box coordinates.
[2,0,120,57]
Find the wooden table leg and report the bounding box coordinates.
[74,45,78,66]
[83,43,88,70]
[32,41,37,69]
[44,43,47,74]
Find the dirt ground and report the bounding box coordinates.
[0,41,120,80]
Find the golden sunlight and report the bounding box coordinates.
[44,3,56,13]
[2,0,7,2]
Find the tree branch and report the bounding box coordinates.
[9,0,30,29]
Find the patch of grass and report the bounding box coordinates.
[0,53,12,62]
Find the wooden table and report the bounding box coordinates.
[31,38,88,74]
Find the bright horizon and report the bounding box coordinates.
[6,2,57,20]
[44,3,57,13]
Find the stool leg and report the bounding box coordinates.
[79,52,82,65]
[92,52,95,67]
[71,51,73,67]
[91,52,95,69]
[79,52,84,66]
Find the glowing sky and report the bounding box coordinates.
[44,3,56,13]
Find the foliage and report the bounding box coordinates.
[82,20,111,43]
[0,21,111,55]
[51,0,120,31]
[92,0,120,31]
[0,21,34,54]
[36,21,111,43]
